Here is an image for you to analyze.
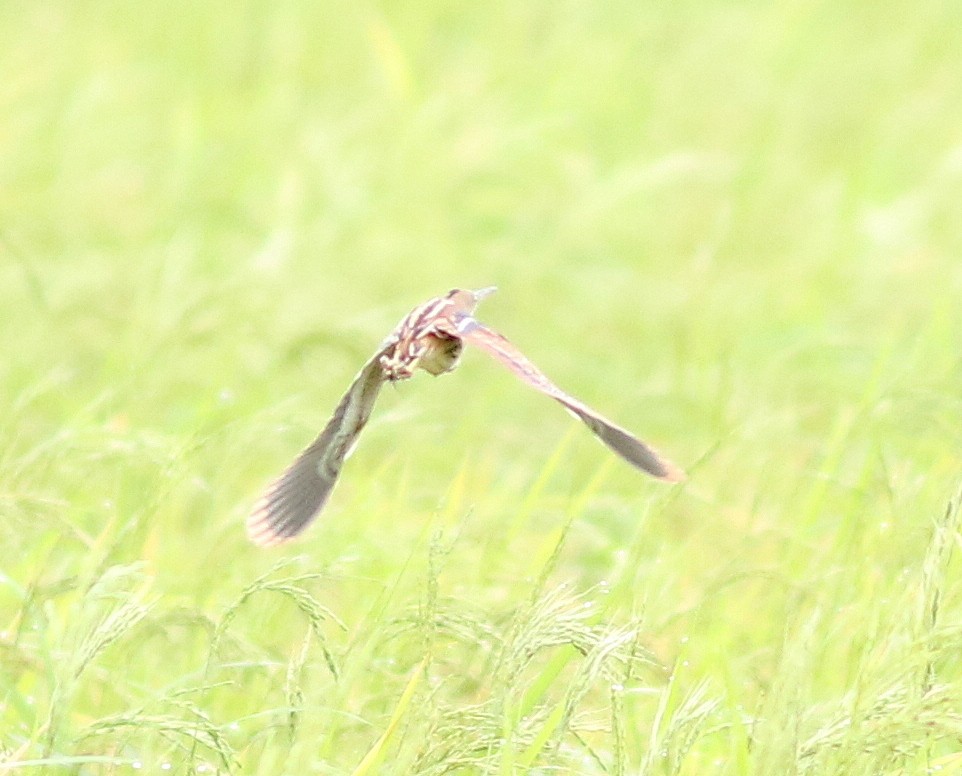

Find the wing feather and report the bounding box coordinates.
[459,320,684,482]
[246,344,392,546]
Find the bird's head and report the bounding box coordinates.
[446,286,496,315]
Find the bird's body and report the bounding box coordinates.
[247,288,683,547]
[377,289,481,380]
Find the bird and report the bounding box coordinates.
[247,287,684,546]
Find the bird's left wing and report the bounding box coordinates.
[247,339,395,546]
[456,319,684,482]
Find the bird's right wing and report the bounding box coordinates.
[457,319,684,482]
[247,340,394,546]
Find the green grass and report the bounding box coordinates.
[3,0,962,772]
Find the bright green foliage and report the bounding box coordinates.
[2,1,962,773]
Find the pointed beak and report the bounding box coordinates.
[472,286,497,302]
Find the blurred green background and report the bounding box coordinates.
[2,0,962,773]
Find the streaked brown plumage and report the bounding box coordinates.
[247,287,683,546]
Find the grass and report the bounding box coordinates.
[2,0,962,772]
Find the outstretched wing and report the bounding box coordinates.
[247,342,393,546]
[457,319,684,482]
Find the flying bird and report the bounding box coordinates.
[247,288,684,546]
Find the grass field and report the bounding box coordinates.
[3,1,962,773]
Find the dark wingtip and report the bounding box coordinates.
[246,492,326,547]
[246,498,295,547]
[580,412,686,484]
[246,460,332,547]
[626,444,686,484]
[655,458,686,483]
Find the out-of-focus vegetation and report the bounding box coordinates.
[2,1,962,772]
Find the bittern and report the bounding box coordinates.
[247,288,683,546]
